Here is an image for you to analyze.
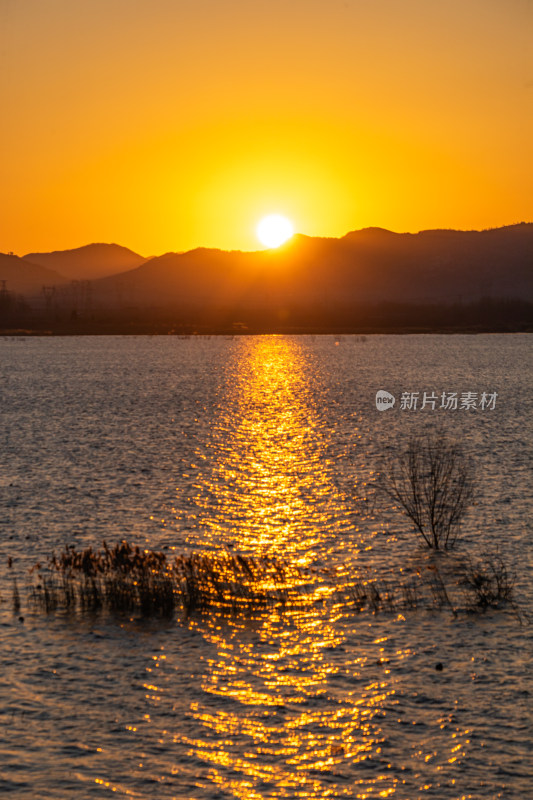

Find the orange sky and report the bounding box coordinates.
[1,0,532,256]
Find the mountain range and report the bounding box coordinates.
[1,226,532,321]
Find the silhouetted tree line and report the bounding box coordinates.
[0,287,29,323]
[1,296,531,334]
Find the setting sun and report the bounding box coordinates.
[256,215,294,249]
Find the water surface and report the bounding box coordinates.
[0,334,531,798]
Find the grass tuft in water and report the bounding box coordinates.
[26,540,522,619]
[29,541,311,616]
[340,550,520,617]
[458,549,516,610]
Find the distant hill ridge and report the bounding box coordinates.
[87,223,532,309]
[0,253,68,295]
[2,224,531,309]
[23,243,147,281]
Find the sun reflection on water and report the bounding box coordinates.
[166,337,404,796]
[181,335,355,564]
[183,606,399,799]
[128,336,482,798]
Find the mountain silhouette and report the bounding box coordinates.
[23,243,147,281]
[3,225,532,332]
[89,223,533,310]
[0,253,68,295]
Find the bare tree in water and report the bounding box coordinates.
[378,433,475,550]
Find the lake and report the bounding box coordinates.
[0,334,531,799]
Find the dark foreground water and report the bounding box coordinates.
[0,334,531,799]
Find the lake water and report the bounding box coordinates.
[0,334,531,799]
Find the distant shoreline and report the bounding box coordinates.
[1,324,532,337]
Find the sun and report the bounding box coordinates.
[256,214,294,248]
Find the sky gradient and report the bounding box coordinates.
[1,0,532,256]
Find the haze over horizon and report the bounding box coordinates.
[1,1,531,257]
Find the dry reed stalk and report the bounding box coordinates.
[29,542,311,616]
[27,540,520,619]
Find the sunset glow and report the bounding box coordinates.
[1,1,531,256]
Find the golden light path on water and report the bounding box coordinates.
[183,609,403,799]
[172,337,406,797]
[186,335,358,564]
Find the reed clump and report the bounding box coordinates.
[28,540,520,619]
[458,549,516,610]
[341,551,518,616]
[342,569,453,615]
[30,541,311,616]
